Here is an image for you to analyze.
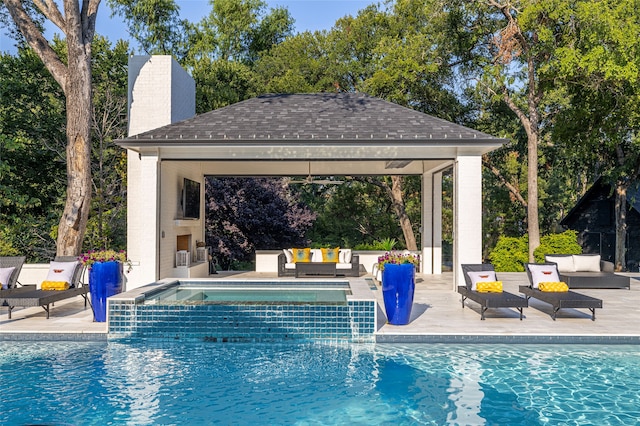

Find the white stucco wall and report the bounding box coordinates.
[453,155,483,288]
[158,162,205,280]
[126,55,196,289]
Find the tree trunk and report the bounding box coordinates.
[3,0,98,257]
[526,130,540,262]
[390,176,418,250]
[614,182,627,272]
[56,45,93,256]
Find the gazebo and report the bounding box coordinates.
[116,56,506,290]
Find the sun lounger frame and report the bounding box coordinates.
[522,263,603,321]
[459,264,528,320]
[1,256,88,320]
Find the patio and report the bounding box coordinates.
[2,272,639,343]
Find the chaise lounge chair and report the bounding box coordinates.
[520,263,603,321]
[458,264,528,320]
[1,256,88,320]
[0,256,29,304]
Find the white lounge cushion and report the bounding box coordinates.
[311,249,323,263]
[339,249,352,263]
[43,261,79,287]
[545,255,576,273]
[284,262,296,269]
[336,263,353,270]
[573,254,601,272]
[528,264,559,289]
[466,270,497,291]
[283,249,293,263]
[0,267,15,290]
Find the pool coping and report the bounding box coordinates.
[3,273,640,344]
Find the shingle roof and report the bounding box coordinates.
[121,92,504,143]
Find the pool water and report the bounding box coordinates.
[146,285,349,304]
[1,341,639,425]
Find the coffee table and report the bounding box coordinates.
[295,262,337,277]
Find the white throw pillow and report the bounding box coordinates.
[0,267,15,290]
[282,249,293,263]
[573,254,601,272]
[311,249,323,263]
[339,249,352,263]
[44,261,79,287]
[528,264,559,289]
[545,255,576,273]
[466,270,497,291]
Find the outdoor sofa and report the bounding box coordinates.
[520,262,602,321]
[544,254,630,289]
[458,263,528,320]
[1,256,89,320]
[278,248,360,277]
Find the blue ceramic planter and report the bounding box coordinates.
[89,261,122,322]
[382,263,415,325]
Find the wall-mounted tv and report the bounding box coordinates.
[182,178,201,219]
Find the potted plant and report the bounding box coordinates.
[377,251,420,325]
[79,249,132,322]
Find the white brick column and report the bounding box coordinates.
[125,151,160,288]
[432,171,443,274]
[453,155,483,289]
[125,55,195,288]
[421,171,443,274]
[422,173,433,274]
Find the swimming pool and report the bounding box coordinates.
[1,341,638,425]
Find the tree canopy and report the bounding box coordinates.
[2,0,639,269]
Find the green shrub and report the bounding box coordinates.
[0,228,19,256]
[489,230,583,271]
[489,236,529,272]
[533,230,582,262]
[353,238,398,251]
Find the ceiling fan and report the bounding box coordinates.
[287,163,345,185]
[288,175,344,185]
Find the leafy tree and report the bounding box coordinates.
[3,0,100,256]
[0,47,67,259]
[549,0,640,270]
[109,0,192,59]
[205,177,315,269]
[474,0,560,262]
[186,0,293,112]
[84,36,130,252]
[300,180,399,249]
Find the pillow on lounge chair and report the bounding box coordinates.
[41,281,70,290]
[573,254,601,272]
[42,261,78,288]
[0,266,15,290]
[528,264,560,289]
[321,247,340,263]
[292,248,311,263]
[545,255,576,273]
[467,270,497,291]
[538,282,569,292]
[339,249,352,263]
[282,249,293,263]
[476,281,503,293]
[310,249,323,263]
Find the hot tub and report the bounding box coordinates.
[108,279,376,342]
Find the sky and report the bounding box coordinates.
[1,0,377,54]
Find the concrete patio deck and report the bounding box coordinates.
[2,272,639,343]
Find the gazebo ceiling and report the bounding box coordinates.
[116,93,507,164]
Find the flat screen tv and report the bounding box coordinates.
[182,178,201,219]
